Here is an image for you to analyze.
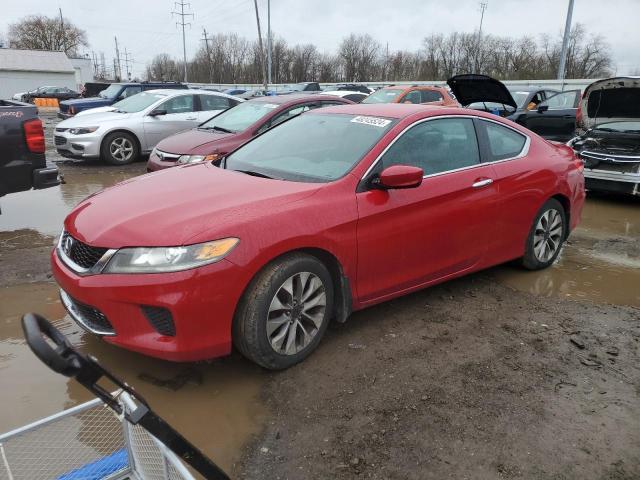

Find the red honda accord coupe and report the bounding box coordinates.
[53,103,585,369]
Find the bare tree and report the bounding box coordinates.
[8,15,88,56]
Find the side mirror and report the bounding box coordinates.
[117,95,125,101]
[537,105,549,113]
[149,109,167,117]
[373,165,423,190]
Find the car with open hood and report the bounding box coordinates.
[447,74,579,141]
[147,93,352,171]
[568,77,640,196]
[55,89,243,165]
[53,103,584,369]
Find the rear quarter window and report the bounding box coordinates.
[480,120,527,161]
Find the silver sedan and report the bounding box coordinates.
[53,89,244,165]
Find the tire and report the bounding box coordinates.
[233,253,334,370]
[521,198,567,270]
[101,131,139,165]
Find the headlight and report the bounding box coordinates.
[103,238,239,273]
[69,126,98,135]
[177,153,220,164]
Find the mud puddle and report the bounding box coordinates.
[0,164,145,236]
[493,194,640,307]
[0,283,267,472]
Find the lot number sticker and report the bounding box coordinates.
[350,116,391,127]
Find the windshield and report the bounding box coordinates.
[225,113,396,182]
[200,102,278,133]
[362,89,403,104]
[507,89,530,108]
[112,92,166,113]
[99,84,123,99]
[593,121,640,133]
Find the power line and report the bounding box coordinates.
[172,1,194,82]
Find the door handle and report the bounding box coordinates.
[472,178,493,188]
[186,117,197,121]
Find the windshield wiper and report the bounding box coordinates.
[201,125,233,133]
[234,169,273,179]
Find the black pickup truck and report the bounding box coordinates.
[0,99,59,199]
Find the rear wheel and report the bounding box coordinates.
[521,198,566,270]
[233,253,334,370]
[101,132,139,165]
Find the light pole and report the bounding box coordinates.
[557,0,575,88]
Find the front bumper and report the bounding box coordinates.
[584,168,640,195]
[54,131,102,158]
[52,249,246,362]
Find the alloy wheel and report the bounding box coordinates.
[266,272,327,355]
[533,208,563,263]
[109,137,134,162]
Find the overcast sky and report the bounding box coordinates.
[3,0,639,79]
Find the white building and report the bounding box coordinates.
[0,49,94,99]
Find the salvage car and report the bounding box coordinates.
[55,89,243,165]
[362,85,458,106]
[147,93,352,171]
[53,103,585,369]
[569,77,640,196]
[512,89,582,142]
[58,81,188,118]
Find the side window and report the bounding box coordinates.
[380,118,480,175]
[481,120,527,161]
[420,90,443,103]
[344,93,366,103]
[160,95,195,114]
[540,90,581,110]
[199,95,232,111]
[402,90,422,104]
[121,86,142,98]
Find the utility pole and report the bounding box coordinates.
[201,28,214,84]
[475,1,488,73]
[267,0,272,85]
[172,1,194,83]
[121,48,133,80]
[557,0,575,87]
[253,0,268,92]
[114,36,122,81]
[113,58,119,82]
[59,8,66,53]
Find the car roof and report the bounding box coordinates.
[249,93,346,105]
[306,103,450,119]
[322,90,367,97]
[145,88,240,99]
[378,84,446,92]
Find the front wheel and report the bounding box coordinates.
[233,253,334,370]
[101,132,139,165]
[521,198,567,270]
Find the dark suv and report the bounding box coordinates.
[58,82,187,118]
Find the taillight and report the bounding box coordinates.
[23,118,45,153]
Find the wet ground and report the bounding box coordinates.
[1,112,639,478]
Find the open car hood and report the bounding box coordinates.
[579,77,640,131]
[447,74,517,109]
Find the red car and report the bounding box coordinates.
[53,103,585,369]
[147,94,353,171]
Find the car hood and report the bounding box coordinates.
[580,77,640,130]
[58,111,134,127]
[64,163,323,247]
[75,106,117,117]
[156,129,235,154]
[60,97,112,107]
[447,74,517,109]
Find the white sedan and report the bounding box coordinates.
[321,90,370,103]
[53,89,243,165]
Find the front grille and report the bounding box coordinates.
[67,294,114,334]
[141,306,176,336]
[156,150,181,162]
[580,150,640,163]
[61,231,108,269]
[55,127,68,132]
[54,135,66,145]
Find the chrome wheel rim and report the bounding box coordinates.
[267,272,326,355]
[109,137,134,161]
[534,208,563,262]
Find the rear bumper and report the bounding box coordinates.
[33,167,60,189]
